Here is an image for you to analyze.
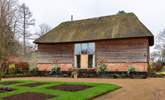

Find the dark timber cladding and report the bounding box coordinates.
[96,37,149,63]
[38,43,74,64]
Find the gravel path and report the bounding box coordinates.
[3,77,165,100]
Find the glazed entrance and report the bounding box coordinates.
[74,42,95,68]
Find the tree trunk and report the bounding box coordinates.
[23,4,26,55]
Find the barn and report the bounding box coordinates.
[34,12,154,75]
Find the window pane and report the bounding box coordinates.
[76,55,80,68]
[88,55,93,68]
[75,44,81,55]
[75,42,95,55]
[81,43,88,54]
[88,43,95,54]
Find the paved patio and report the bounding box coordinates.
[3,77,165,100]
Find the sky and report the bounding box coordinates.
[19,0,165,39]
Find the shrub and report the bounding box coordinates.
[120,72,128,78]
[154,64,163,72]
[50,64,60,75]
[112,73,120,79]
[30,67,39,76]
[0,57,30,78]
[8,63,16,75]
[127,66,136,78]
[16,62,29,71]
[87,68,97,77]
[127,66,136,74]
[0,60,8,79]
[96,61,107,77]
[161,66,165,72]
[151,60,164,72]
[112,72,128,79]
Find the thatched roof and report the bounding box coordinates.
[34,12,154,46]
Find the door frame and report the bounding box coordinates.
[74,42,95,68]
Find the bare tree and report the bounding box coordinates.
[155,29,165,50]
[18,3,35,55]
[158,30,165,61]
[0,0,21,80]
[152,29,165,63]
[0,0,21,58]
[37,23,51,37]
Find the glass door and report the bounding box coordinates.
[74,42,95,68]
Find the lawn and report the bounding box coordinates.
[0,80,120,100]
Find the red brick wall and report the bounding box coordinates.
[37,64,73,71]
[106,63,148,72]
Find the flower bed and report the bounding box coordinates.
[3,92,56,100]
[0,81,22,85]
[48,84,94,92]
[0,87,15,93]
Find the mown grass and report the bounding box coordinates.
[0,80,120,100]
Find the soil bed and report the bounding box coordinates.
[48,84,94,92]
[3,92,55,100]
[19,82,48,87]
[0,87,15,93]
[0,81,21,85]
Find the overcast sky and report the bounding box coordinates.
[19,0,165,36]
